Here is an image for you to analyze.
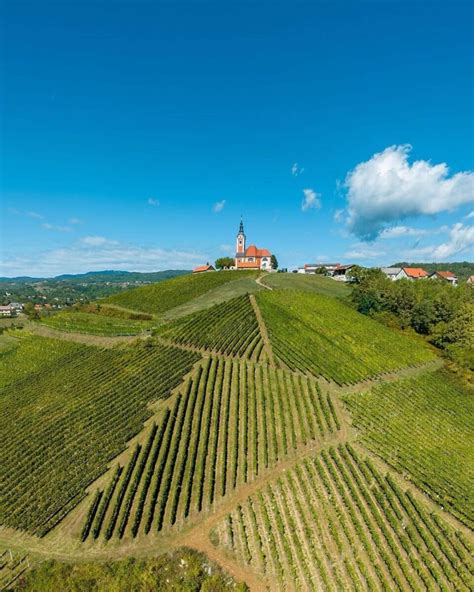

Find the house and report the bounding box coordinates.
[193,263,216,273]
[8,302,24,311]
[235,219,273,270]
[303,263,340,274]
[468,275,474,285]
[402,267,428,280]
[0,305,15,318]
[429,271,458,285]
[380,267,409,281]
[332,264,356,282]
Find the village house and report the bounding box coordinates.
[468,275,474,285]
[302,263,340,274]
[428,271,458,286]
[235,220,272,270]
[0,305,17,318]
[332,264,356,282]
[380,267,409,281]
[192,263,216,273]
[402,267,429,280]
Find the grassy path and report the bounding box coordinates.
[249,295,275,366]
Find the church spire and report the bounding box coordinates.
[238,217,244,235]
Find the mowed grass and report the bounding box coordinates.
[39,311,154,336]
[0,336,199,536]
[104,270,259,315]
[81,357,340,541]
[344,370,474,528]
[262,272,351,299]
[214,444,473,591]
[257,290,435,384]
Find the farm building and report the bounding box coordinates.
[235,219,272,270]
[429,271,458,285]
[403,267,429,280]
[0,305,16,318]
[302,263,340,274]
[380,267,409,281]
[332,264,356,282]
[468,275,474,284]
[193,264,216,273]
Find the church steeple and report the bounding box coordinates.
[236,218,246,256]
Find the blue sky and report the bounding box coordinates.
[1,0,473,276]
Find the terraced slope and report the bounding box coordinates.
[214,444,473,591]
[40,311,153,336]
[0,338,199,535]
[104,271,258,315]
[257,290,435,384]
[82,357,340,540]
[344,370,474,528]
[158,295,266,360]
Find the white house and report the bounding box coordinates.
[428,271,458,286]
[380,267,409,281]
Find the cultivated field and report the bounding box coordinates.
[257,289,435,384]
[1,271,471,591]
[39,311,154,336]
[104,270,258,315]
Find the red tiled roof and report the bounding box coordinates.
[193,264,215,273]
[435,271,456,279]
[403,267,428,278]
[245,245,271,257]
[236,261,261,269]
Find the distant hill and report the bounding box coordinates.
[0,270,190,305]
[392,261,474,281]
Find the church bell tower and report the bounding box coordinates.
[236,218,246,256]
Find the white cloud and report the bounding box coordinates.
[465,210,474,219]
[0,239,208,277]
[379,225,430,239]
[425,223,474,259]
[345,144,474,239]
[301,188,321,212]
[344,244,386,260]
[69,217,82,224]
[147,197,160,206]
[26,211,44,220]
[291,163,304,176]
[213,200,226,213]
[41,222,72,233]
[334,209,344,223]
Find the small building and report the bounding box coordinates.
[303,263,340,274]
[429,271,458,285]
[332,264,356,282]
[8,302,24,311]
[0,305,15,318]
[468,275,474,285]
[380,267,409,281]
[235,219,273,271]
[193,263,216,273]
[402,267,428,280]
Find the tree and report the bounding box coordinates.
[215,257,234,269]
[271,254,278,270]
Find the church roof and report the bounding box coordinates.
[245,244,271,257]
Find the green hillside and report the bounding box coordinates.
[261,272,350,299]
[344,369,473,528]
[39,310,153,336]
[0,337,198,535]
[104,270,258,315]
[257,290,435,384]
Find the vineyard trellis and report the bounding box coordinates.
[0,338,199,535]
[82,357,341,540]
[214,444,473,591]
[256,289,435,384]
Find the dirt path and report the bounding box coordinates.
[255,275,272,290]
[249,295,275,367]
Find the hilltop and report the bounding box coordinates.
[0,271,472,591]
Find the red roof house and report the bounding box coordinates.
[429,270,458,285]
[403,267,428,280]
[192,264,216,273]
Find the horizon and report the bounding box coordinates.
[1,1,473,276]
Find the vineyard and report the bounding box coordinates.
[214,444,473,591]
[257,290,435,384]
[82,357,340,540]
[0,338,199,535]
[39,311,154,336]
[104,270,258,315]
[344,369,474,529]
[158,295,266,360]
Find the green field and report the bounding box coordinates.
[344,370,474,528]
[104,270,258,315]
[257,290,435,384]
[214,444,472,591]
[0,337,198,535]
[262,272,351,299]
[158,295,266,360]
[82,357,340,540]
[39,311,154,336]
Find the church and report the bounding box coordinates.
[234,219,273,270]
